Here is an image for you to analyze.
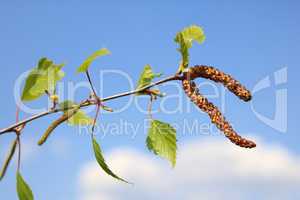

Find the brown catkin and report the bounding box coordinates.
[184,65,252,101]
[0,138,17,180]
[182,78,256,148]
[38,108,79,146]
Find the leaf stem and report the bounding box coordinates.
[147,95,154,120]
[86,70,98,97]
[91,104,101,134]
[17,136,21,172]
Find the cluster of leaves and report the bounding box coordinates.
[135,64,177,167]
[0,25,206,199]
[134,25,205,167]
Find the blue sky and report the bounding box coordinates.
[0,1,299,200]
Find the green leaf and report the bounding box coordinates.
[59,100,78,111]
[92,137,130,183]
[135,65,161,95]
[175,25,206,47]
[67,110,93,126]
[16,172,34,200]
[77,48,111,73]
[21,58,65,102]
[59,100,93,126]
[174,25,205,73]
[146,120,177,167]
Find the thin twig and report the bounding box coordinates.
[16,106,20,123]
[16,136,21,172]
[86,70,98,97]
[91,104,100,134]
[0,74,182,135]
[86,69,101,134]
[147,95,154,120]
[101,75,181,102]
[15,105,22,172]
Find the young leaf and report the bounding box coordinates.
[146,120,177,167]
[92,137,130,183]
[175,25,206,47]
[77,48,111,73]
[37,57,54,70]
[67,109,93,126]
[59,100,93,126]
[175,33,189,72]
[59,100,78,111]
[174,25,205,73]
[135,65,161,95]
[21,69,43,101]
[0,139,17,181]
[21,58,65,102]
[16,172,34,200]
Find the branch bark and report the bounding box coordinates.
[0,74,182,135]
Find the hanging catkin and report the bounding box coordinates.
[0,138,17,180]
[37,108,79,146]
[182,66,256,148]
[184,65,252,101]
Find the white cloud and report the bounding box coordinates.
[77,137,300,200]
